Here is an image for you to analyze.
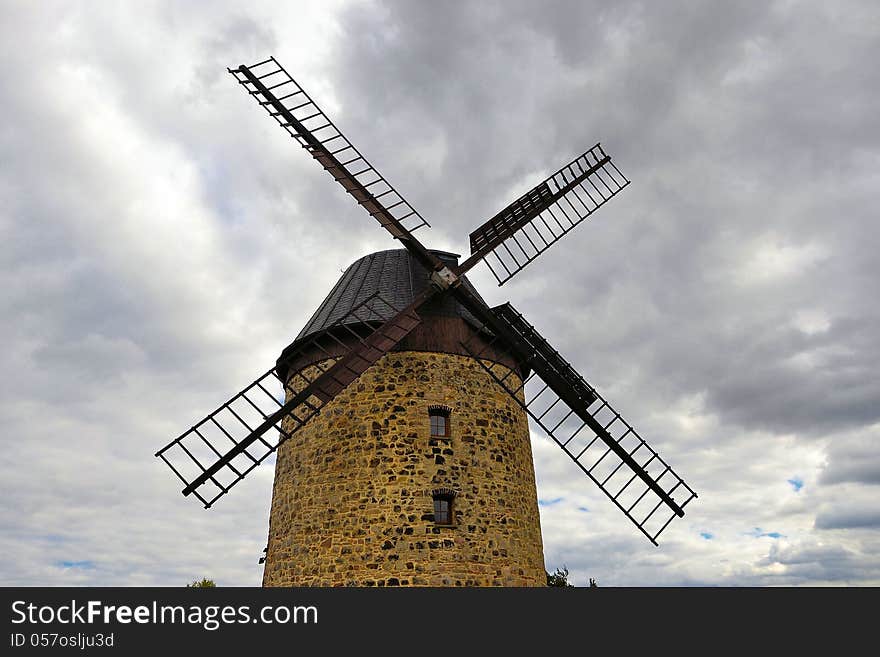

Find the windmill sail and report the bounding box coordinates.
[156,292,422,508]
[229,57,430,238]
[460,144,630,285]
[460,302,696,544]
[156,55,697,543]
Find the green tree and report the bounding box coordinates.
[546,566,574,587]
[546,567,599,587]
[187,578,216,587]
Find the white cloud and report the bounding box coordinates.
[737,238,830,285]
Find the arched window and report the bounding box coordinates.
[428,405,451,438]
[432,488,457,525]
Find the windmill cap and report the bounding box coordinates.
[275,248,488,372]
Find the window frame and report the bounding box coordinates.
[428,406,451,438]
[433,497,453,525]
[432,490,456,526]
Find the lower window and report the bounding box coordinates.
[432,489,456,525]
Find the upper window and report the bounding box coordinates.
[429,407,450,438]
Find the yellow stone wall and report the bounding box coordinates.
[262,350,546,587]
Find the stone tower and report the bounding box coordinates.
[262,249,546,587]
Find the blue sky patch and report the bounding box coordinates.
[538,497,563,507]
[578,506,589,513]
[788,477,804,492]
[700,532,714,540]
[56,560,95,570]
[749,528,784,539]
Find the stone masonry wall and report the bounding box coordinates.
[262,351,546,586]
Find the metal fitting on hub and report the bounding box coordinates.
[430,266,459,290]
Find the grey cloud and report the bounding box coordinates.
[330,0,880,439]
[755,539,880,584]
[820,432,880,486]
[815,509,880,531]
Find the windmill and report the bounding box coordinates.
[156,56,697,586]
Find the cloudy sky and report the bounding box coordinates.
[2,0,878,586]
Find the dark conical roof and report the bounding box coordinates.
[293,248,486,345]
[276,248,523,380]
